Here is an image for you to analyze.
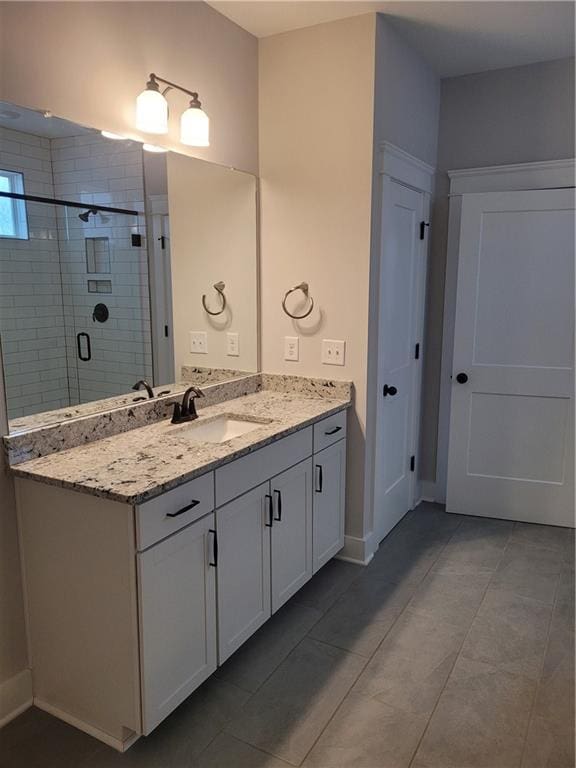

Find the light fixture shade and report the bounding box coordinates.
[136,88,168,134]
[180,105,209,147]
[143,143,168,153]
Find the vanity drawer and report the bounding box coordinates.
[313,410,347,453]
[136,472,214,551]
[215,427,313,506]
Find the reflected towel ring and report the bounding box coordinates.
[202,281,226,316]
[282,282,314,320]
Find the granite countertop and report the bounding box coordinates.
[11,390,350,505]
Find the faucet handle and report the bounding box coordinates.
[171,402,182,424]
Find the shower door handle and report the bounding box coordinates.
[76,332,91,362]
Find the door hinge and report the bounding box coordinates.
[415,343,420,360]
[158,235,166,250]
[410,455,415,472]
[164,325,169,338]
[419,221,430,240]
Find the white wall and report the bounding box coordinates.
[167,153,258,376]
[0,1,258,174]
[421,57,575,489]
[259,14,376,551]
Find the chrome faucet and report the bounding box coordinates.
[171,386,205,424]
[132,380,155,399]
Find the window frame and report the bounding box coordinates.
[0,168,29,241]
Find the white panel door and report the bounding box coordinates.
[447,188,575,526]
[216,483,271,663]
[138,513,217,734]
[374,179,426,543]
[270,459,313,613]
[313,440,346,573]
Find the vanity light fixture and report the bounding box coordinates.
[101,130,128,140]
[142,144,168,153]
[136,73,209,147]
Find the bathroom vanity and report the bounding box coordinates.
[11,384,349,751]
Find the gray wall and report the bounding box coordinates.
[366,14,440,528]
[374,15,440,165]
[420,57,575,485]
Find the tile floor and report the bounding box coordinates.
[1,503,574,768]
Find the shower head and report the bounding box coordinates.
[78,208,98,222]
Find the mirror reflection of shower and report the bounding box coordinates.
[0,104,152,422]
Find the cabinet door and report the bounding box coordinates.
[216,483,271,663]
[138,513,217,734]
[313,440,346,573]
[271,458,313,613]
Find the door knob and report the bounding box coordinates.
[383,384,398,397]
[456,372,468,384]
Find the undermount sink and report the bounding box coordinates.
[177,415,269,444]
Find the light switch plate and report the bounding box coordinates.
[284,336,299,362]
[190,331,208,354]
[227,332,239,357]
[322,339,345,366]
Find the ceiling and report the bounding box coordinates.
[207,1,575,77]
[0,101,93,138]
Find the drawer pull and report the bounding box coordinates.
[273,489,282,522]
[315,464,323,493]
[208,529,218,567]
[324,426,342,436]
[265,494,273,527]
[166,499,200,518]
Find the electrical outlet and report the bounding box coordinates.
[227,332,239,357]
[322,339,345,366]
[284,336,299,362]
[189,331,208,354]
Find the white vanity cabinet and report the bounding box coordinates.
[15,408,348,752]
[138,513,218,734]
[216,483,272,663]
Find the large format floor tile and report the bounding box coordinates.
[302,692,427,768]
[225,638,366,765]
[352,610,467,716]
[216,602,322,693]
[490,541,563,605]
[460,587,553,680]
[195,734,290,768]
[406,570,491,630]
[307,575,414,657]
[291,559,362,613]
[431,517,512,576]
[413,657,537,768]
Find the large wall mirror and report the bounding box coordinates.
[0,101,259,434]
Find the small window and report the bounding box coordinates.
[0,170,29,240]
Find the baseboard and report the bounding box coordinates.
[336,532,376,565]
[0,669,33,728]
[34,698,139,752]
[419,481,439,503]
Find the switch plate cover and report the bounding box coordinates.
[227,332,239,357]
[322,339,345,366]
[190,331,208,354]
[284,336,299,361]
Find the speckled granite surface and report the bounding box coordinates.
[181,366,252,385]
[11,391,350,504]
[5,375,261,466]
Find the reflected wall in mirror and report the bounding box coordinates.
[0,101,259,434]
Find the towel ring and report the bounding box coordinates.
[282,282,314,320]
[202,281,226,316]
